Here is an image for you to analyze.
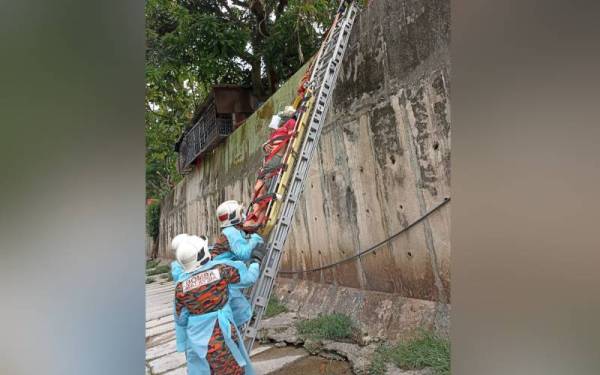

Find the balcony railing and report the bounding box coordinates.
[178,101,234,171]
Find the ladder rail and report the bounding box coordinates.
[244,2,358,352]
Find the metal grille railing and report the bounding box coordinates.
[178,101,234,171]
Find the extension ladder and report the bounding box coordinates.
[244,1,359,352]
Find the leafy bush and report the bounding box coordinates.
[146,259,160,269]
[147,264,171,276]
[265,296,288,318]
[146,202,161,240]
[370,330,450,375]
[146,277,155,284]
[296,313,354,341]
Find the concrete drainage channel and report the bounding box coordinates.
[251,345,352,374]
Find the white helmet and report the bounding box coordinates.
[186,235,208,255]
[175,235,210,273]
[171,233,190,254]
[216,200,245,228]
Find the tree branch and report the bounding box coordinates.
[276,0,288,18]
[230,0,249,9]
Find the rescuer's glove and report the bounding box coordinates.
[250,243,268,264]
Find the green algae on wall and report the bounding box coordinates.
[220,64,309,173]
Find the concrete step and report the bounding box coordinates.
[146,307,173,322]
[146,321,174,338]
[146,313,174,329]
[146,339,177,361]
[147,351,186,374]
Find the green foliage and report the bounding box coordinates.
[369,330,450,375]
[147,264,171,276]
[146,277,155,284]
[265,296,288,318]
[296,313,355,341]
[146,259,160,269]
[146,202,161,240]
[145,0,339,199]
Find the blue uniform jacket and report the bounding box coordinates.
[214,227,264,326]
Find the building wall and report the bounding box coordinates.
[158,0,450,303]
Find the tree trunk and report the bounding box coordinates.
[250,50,265,99]
[267,65,279,94]
[249,0,271,98]
[151,236,159,259]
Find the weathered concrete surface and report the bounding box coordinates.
[274,277,448,340]
[258,305,439,375]
[281,0,450,302]
[158,0,450,304]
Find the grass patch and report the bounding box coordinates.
[296,313,354,341]
[146,259,160,269]
[264,296,288,318]
[370,330,450,375]
[146,264,171,276]
[145,277,155,284]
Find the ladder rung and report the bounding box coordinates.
[255,296,267,307]
[264,267,276,277]
[245,327,257,338]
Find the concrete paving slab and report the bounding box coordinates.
[146,321,175,338]
[146,307,173,321]
[148,351,186,374]
[146,294,177,306]
[163,366,187,375]
[146,301,175,315]
[146,285,175,296]
[146,290,175,300]
[146,330,176,348]
[146,339,177,361]
[146,314,174,329]
[146,282,172,290]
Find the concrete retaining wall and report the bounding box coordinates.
[158,0,450,303]
[275,277,449,340]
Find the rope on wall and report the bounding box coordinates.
[278,196,450,275]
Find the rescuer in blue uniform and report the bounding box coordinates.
[173,235,265,374]
[212,200,265,327]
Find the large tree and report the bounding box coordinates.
[145,0,339,200]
